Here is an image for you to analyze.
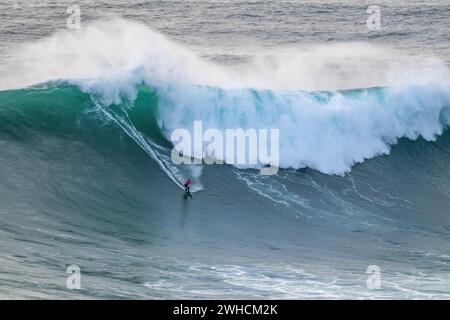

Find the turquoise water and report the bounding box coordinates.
[0,1,450,299]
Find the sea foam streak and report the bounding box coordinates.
[1,18,450,175]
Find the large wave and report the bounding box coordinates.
[1,18,450,177]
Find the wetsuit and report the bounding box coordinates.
[184,179,191,193]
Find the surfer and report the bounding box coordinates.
[184,178,191,194]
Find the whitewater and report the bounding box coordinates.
[1,1,450,299]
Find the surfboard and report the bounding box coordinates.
[184,188,192,198]
[183,192,192,199]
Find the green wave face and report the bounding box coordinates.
[0,83,170,149]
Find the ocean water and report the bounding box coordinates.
[1,0,450,299]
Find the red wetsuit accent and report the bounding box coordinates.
[184,179,191,191]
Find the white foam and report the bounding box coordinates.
[2,18,450,175]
